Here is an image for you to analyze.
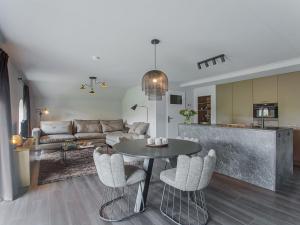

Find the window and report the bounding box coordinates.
[18,99,24,134]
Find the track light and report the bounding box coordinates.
[221,55,225,63]
[197,54,226,70]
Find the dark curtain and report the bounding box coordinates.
[0,49,15,201]
[22,84,30,137]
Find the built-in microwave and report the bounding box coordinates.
[253,103,278,118]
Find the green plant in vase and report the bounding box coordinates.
[179,109,197,124]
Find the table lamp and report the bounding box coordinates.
[11,135,23,146]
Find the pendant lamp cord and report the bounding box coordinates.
[154,43,157,69]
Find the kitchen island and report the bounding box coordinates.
[178,124,293,191]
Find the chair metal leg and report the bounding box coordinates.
[160,185,209,225]
[99,182,145,222]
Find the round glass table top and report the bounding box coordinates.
[113,138,202,159]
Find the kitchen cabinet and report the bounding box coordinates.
[253,76,278,103]
[216,83,233,124]
[232,80,253,124]
[278,72,300,127]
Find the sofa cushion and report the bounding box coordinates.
[128,122,149,135]
[40,134,75,144]
[100,119,124,132]
[74,133,106,140]
[106,131,143,142]
[40,121,73,135]
[128,123,139,134]
[74,120,101,133]
[135,122,149,135]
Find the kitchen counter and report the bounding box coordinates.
[178,124,293,191]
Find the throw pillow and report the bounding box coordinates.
[134,122,149,135]
[100,119,124,132]
[128,122,139,134]
[74,120,101,133]
[41,121,73,135]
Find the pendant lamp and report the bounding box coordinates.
[142,39,168,100]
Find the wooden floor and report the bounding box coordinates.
[1,152,300,225]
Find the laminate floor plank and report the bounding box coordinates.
[1,153,300,225]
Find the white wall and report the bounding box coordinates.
[193,85,216,124]
[122,86,157,136]
[122,84,191,137]
[32,97,122,127]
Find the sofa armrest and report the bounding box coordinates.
[32,128,42,144]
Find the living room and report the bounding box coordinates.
[1,1,300,225]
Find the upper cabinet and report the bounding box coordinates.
[216,83,233,124]
[278,72,300,127]
[253,76,278,103]
[232,80,253,124]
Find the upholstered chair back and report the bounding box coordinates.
[93,149,127,188]
[174,149,216,191]
[198,150,217,189]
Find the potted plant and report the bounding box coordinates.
[179,109,197,124]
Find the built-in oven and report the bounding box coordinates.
[253,103,278,118]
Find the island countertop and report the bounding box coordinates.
[178,123,293,191]
[180,123,291,131]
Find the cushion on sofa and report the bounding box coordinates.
[106,131,141,142]
[40,121,73,135]
[128,122,149,135]
[74,133,106,140]
[40,134,75,144]
[74,120,101,133]
[100,119,124,132]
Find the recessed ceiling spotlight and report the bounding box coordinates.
[92,56,101,61]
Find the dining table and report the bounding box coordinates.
[113,138,202,212]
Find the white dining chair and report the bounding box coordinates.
[93,148,146,221]
[159,149,216,225]
[162,136,200,169]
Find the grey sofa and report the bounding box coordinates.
[106,122,150,146]
[32,119,149,150]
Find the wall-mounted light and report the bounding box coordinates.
[36,107,49,126]
[197,54,226,70]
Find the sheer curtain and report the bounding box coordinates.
[0,49,15,201]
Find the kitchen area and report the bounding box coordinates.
[185,71,300,191]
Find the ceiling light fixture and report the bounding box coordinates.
[80,76,108,95]
[197,54,226,70]
[92,56,101,61]
[142,39,168,101]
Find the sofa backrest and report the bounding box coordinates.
[40,121,73,135]
[100,119,124,133]
[73,120,102,133]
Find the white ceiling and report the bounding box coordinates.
[1,0,300,98]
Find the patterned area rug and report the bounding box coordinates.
[38,148,98,185]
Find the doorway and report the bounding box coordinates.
[166,91,185,138]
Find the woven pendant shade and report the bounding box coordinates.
[142,39,168,101]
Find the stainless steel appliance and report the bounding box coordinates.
[253,103,278,119]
